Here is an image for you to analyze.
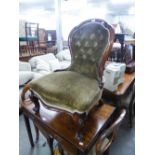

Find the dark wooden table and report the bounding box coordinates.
[102,72,135,106]
[22,99,116,155]
[102,72,135,127]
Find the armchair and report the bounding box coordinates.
[22,18,115,140]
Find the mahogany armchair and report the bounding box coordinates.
[22,18,115,140]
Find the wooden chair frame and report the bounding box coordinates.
[22,19,115,141]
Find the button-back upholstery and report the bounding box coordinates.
[28,19,115,114]
[69,19,114,82]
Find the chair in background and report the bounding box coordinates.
[22,18,115,140]
[19,20,28,57]
[25,22,39,55]
[38,28,47,53]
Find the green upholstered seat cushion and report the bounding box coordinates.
[29,71,102,113]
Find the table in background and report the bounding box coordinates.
[103,72,135,107]
[102,72,135,127]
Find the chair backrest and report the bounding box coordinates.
[25,22,39,38]
[68,19,115,82]
[96,109,126,155]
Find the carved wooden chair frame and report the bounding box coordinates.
[21,18,115,141]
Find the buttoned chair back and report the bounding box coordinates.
[68,19,114,82]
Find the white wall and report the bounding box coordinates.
[19,0,135,40]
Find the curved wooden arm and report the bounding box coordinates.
[21,84,30,101]
[96,109,126,155]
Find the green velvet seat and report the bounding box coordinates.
[29,71,102,113]
[28,19,114,114]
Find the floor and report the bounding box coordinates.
[19,112,135,155]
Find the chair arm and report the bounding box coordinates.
[21,84,30,101]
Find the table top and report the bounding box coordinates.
[103,72,135,96]
[22,99,115,154]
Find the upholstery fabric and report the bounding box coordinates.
[48,59,61,72]
[59,60,71,70]
[19,61,33,86]
[70,22,109,81]
[29,19,111,114]
[56,49,71,61]
[29,71,102,113]
[29,53,56,69]
[35,59,51,72]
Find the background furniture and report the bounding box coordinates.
[108,33,125,62]
[45,30,57,54]
[102,72,135,127]
[38,28,47,52]
[19,22,40,57]
[25,22,39,55]
[108,33,135,73]
[115,34,125,54]
[46,30,57,47]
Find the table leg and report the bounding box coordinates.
[77,149,85,155]
[23,115,34,147]
[34,123,39,142]
[104,148,110,155]
[46,136,54,155]
[58,143,65,155]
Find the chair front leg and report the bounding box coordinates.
[33,123,39,143]
[46,136,54,155]
[58,143,65,155]
[73,112,87,142]
[103,148,109,155]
